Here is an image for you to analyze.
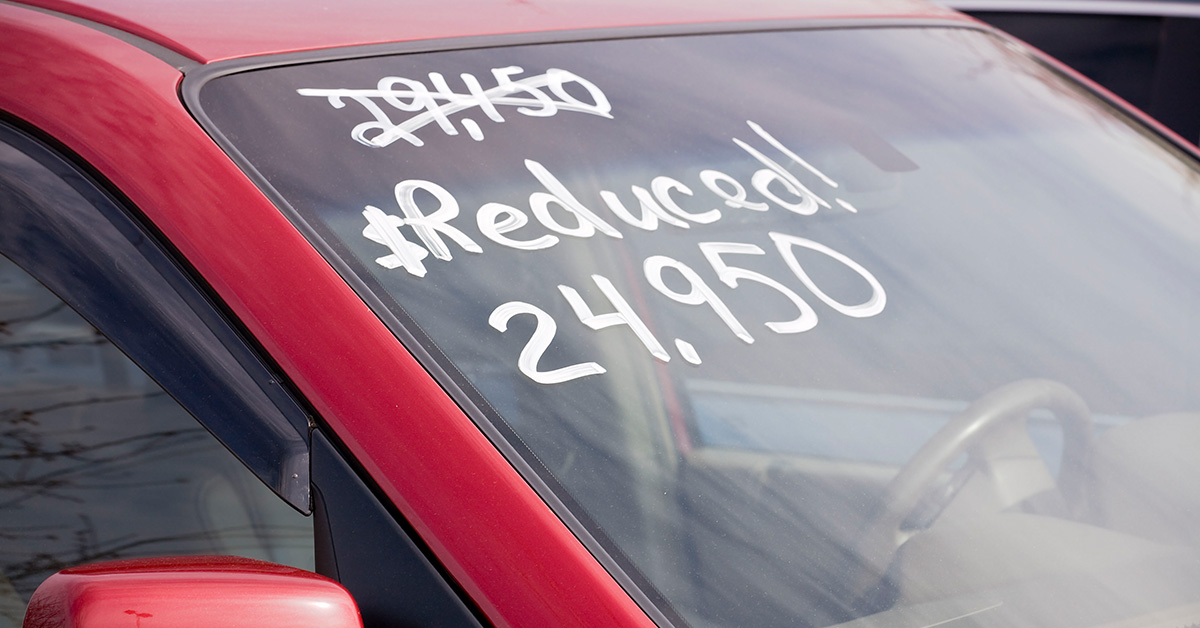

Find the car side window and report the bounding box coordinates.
[0,122,315,625]
[0,253,314,624]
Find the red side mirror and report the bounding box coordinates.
[22,556,362,628]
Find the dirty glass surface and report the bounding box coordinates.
[200,27,1200,628]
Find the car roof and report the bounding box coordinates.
[942,0,1200,16]
[18,0,967,63]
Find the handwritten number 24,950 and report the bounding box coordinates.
[488,232,886,384]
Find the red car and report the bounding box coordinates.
[3,1,1200,627]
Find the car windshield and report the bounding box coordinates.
[197,25,1200,628]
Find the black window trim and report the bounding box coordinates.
[0,116,313,512]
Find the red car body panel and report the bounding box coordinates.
[23,557,362,628]
[0,5,655,628]
[17,0,966,62]
[7,2,1192,628]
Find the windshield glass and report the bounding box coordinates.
[199,25,1200,628]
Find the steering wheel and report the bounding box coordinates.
[849,379,1094,601]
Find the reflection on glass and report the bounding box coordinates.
[201,27,1200,628]
[0,255,313,624]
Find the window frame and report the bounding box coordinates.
[0,115,494,628]
[0,118,312,511]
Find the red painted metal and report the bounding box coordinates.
[7,2,1190,628]
[13,0,967,62]
[0,5,656,628]
[22,556,362,628]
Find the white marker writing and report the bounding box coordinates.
[559,275,671,362]
[393,180,483,260]
[489,301,607,384]
[700,169,770,212]
[600,186,690,231]
[526,160,624,239]
[644,255,755,344]
[652,177,721,224]
[770,232,886,318]
[362,205,430,276]
[299,67,612,147]
[748,121,839,188]
[699,241,818,334]
[735,120,832,216]
[477,202,559,250]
